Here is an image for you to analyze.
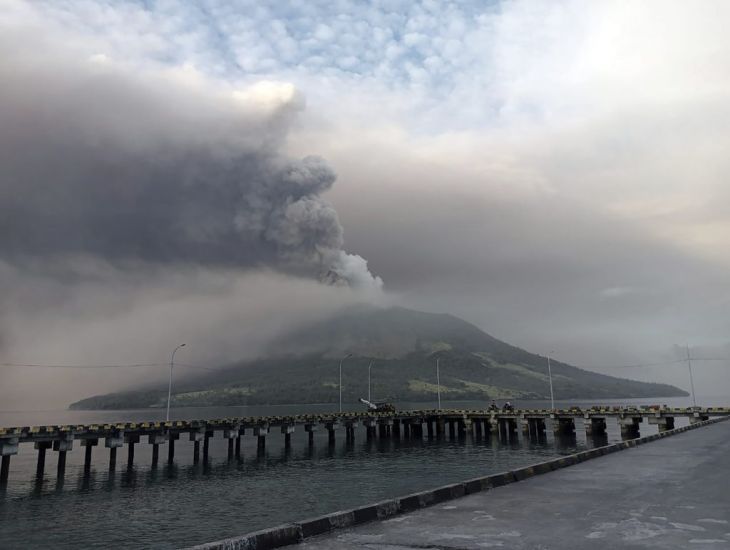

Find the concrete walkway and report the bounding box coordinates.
[297,420,730,549]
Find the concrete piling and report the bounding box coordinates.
[648,416,675,432]
[255,426,269,452]
[552,417,576,436]
[236,427,245,458]
[0,438,19,484]
[0,455,9,483]
[584,417,607,436]
[305,424,316,445]
[203,431,212,463]
[105,433,124,471]
[149,433,166,467]
[619,417,642,438]
[224,428,238,460]
[53,438,73,478]
[125,434,139,468]
[81,439,98,474]
[281,425,295,449]
[167,432,180,464]
[35,441,52,478]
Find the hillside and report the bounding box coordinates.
[70,306,687,409]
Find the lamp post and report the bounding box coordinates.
[166,343,186,422]
[436,357,441,410]
[367,361,373,402]
[686,344,697,408]
[339,353,352,413]
[546,353,555,410]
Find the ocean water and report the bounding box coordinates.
[0,397,716,549]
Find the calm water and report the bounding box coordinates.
[0,397,717,549]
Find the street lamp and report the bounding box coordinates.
[339,353,352,413]
[166,343,186,422]
[546,352,555,410]
[367,361,373,402]
[436,357,442,410]
[685,344,697,408]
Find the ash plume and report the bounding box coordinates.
[0,24,382,291]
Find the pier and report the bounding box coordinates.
[292,416,730,550]
[0,406,726,484]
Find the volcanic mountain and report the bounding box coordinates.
[70,306,687,409]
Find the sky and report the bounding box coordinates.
[1,0,729,409]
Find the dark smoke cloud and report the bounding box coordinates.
[0,28,382,290]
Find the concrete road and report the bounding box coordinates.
[297,420,730,549]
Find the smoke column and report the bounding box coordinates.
[0,20,382,290]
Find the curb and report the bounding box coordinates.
[185,416,728,550]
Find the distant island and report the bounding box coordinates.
[70,306,687,410]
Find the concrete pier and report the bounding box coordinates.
[81,438,97,474]
[149,433,165,467]
[305,424,317,445]
[648,416,675,432]
[53,437,73,478]
[619,416,642,438]
[124,433,139,468]
[0,437,18,483]
[281,425,295,449]
[1,406,728,486]
[552,416,575,435]
[35,441,51,478]
[167,432,179,464]
[254,426,269,451]
[584,416,607,436]
[290,418,730,550]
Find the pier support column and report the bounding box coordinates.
[435,417,445,438]
[203,431,213,463]
[552,417,576,436]
[254,426,269,452]
[457,419,468,438]
[281,425,295,449]
[363,420,376,441]
[426,419,434,439]
[619,417,642,439]
[51,437,74,479]
[392,419,401,438]
[124,434,140,469]
[325,423,337,445]
[689,414,709,425]
[0,438,19,484]
[149,433,166,467]
[0,456,9,484]
[236,428,245,458]
[305,424,317,445]
[188,431,203,464]
[585,417,607,437]
[520,418,530,436]
[105,434,124,471]
[81,439,98,474]
[344,422,357,443]
[224,428,239,460]
[167,432,179,465]
[35,441,52,479]
[648,416,675,432]
[448,420,456,439]
[526,418,546,438]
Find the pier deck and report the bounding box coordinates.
[297,418,730,549]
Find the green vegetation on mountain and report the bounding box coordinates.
[69,306,687,410]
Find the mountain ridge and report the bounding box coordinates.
[69,305,688,410]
